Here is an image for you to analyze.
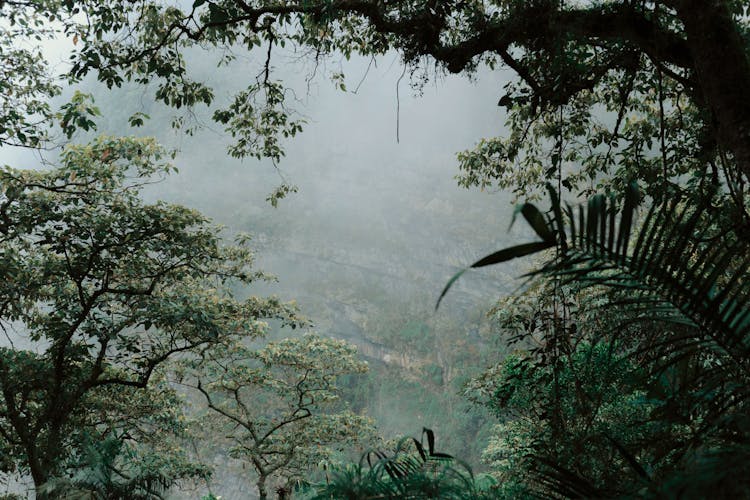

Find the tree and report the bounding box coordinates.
[0,135,301,496]
[455,183,750,496]
[3,1,747,214]
[179,334,376,500]
[3,0,750,497]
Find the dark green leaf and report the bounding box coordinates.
[436,241,553,310]
[513,203,556,243]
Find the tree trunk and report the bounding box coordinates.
[257,474,268,500]
[30,460,50,500]
[676,0,750,181]
[29,422,64,500]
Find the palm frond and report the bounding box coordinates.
[439,183,750,374]
[440,183,750,497]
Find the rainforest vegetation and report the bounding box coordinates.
[0,0,749,498]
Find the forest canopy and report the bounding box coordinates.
[4,1,749,205]
[0,0,749,498]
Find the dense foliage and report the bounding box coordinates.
[453,183,750,497]
[3,2,748,207]
[0,136,305,494]
[1,0,750,498]
[179,334,376,499]
[314,429,496,500]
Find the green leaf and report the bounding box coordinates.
[435,269,468,311]
[207,3,229,24]
[436,241,554,310]
[471,241,555,268]
[512,203,556,243]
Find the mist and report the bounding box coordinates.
[0,48,531,498]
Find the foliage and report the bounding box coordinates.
[4,1,748,216]
[313,428,497,499]
[455,184,750,497]
[0,136,301,493]
[40,430,209,500]
[440,182,749,338]
[3,0,750,498]
[471,340,665,497]
[455,34,711,203]
[179,333,376,499]
[0,3,61,148]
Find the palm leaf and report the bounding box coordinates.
[439,183,750,375]
[441,183,750,498]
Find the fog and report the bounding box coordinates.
[136,53,524,304]
[1,49,533,498]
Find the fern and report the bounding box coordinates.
[311,428,496,499]
[40,434,187,500]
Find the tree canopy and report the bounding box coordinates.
[3,1,748,214]
[0,135,302,493]
[180,334,376,499]
[2,0,750,498]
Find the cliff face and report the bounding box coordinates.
[229,160,521,467]
[125,58,518,492]
[135,148,525,498]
